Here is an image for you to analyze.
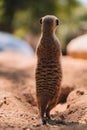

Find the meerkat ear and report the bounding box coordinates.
[40,18,42,24]
[56,19,59,25]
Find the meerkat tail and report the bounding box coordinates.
[39,96,48,125]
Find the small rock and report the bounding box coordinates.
[67,34,87,59]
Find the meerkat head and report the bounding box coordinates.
[40,15,59,33]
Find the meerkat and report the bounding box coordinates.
[35,15,62,125]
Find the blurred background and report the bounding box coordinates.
[0,0,87,55]
[0,1,87,128]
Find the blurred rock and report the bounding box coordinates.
[67,34,87,59]
[0,32,34,56]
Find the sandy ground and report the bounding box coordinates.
[0,52,87,130]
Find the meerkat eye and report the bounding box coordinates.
[56,19,59,25]
[40,18,42,24]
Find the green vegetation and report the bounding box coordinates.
[0,0,87,53]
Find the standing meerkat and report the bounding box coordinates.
[35,15,62,124]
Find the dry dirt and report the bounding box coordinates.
[0,52,87,130]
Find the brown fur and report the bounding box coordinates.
[35,15,62,124]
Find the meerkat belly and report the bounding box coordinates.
[36,60,62,97]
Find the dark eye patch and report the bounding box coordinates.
[40,18,42,24]
[56,19,59,25]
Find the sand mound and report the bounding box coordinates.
[0,52,87,129]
